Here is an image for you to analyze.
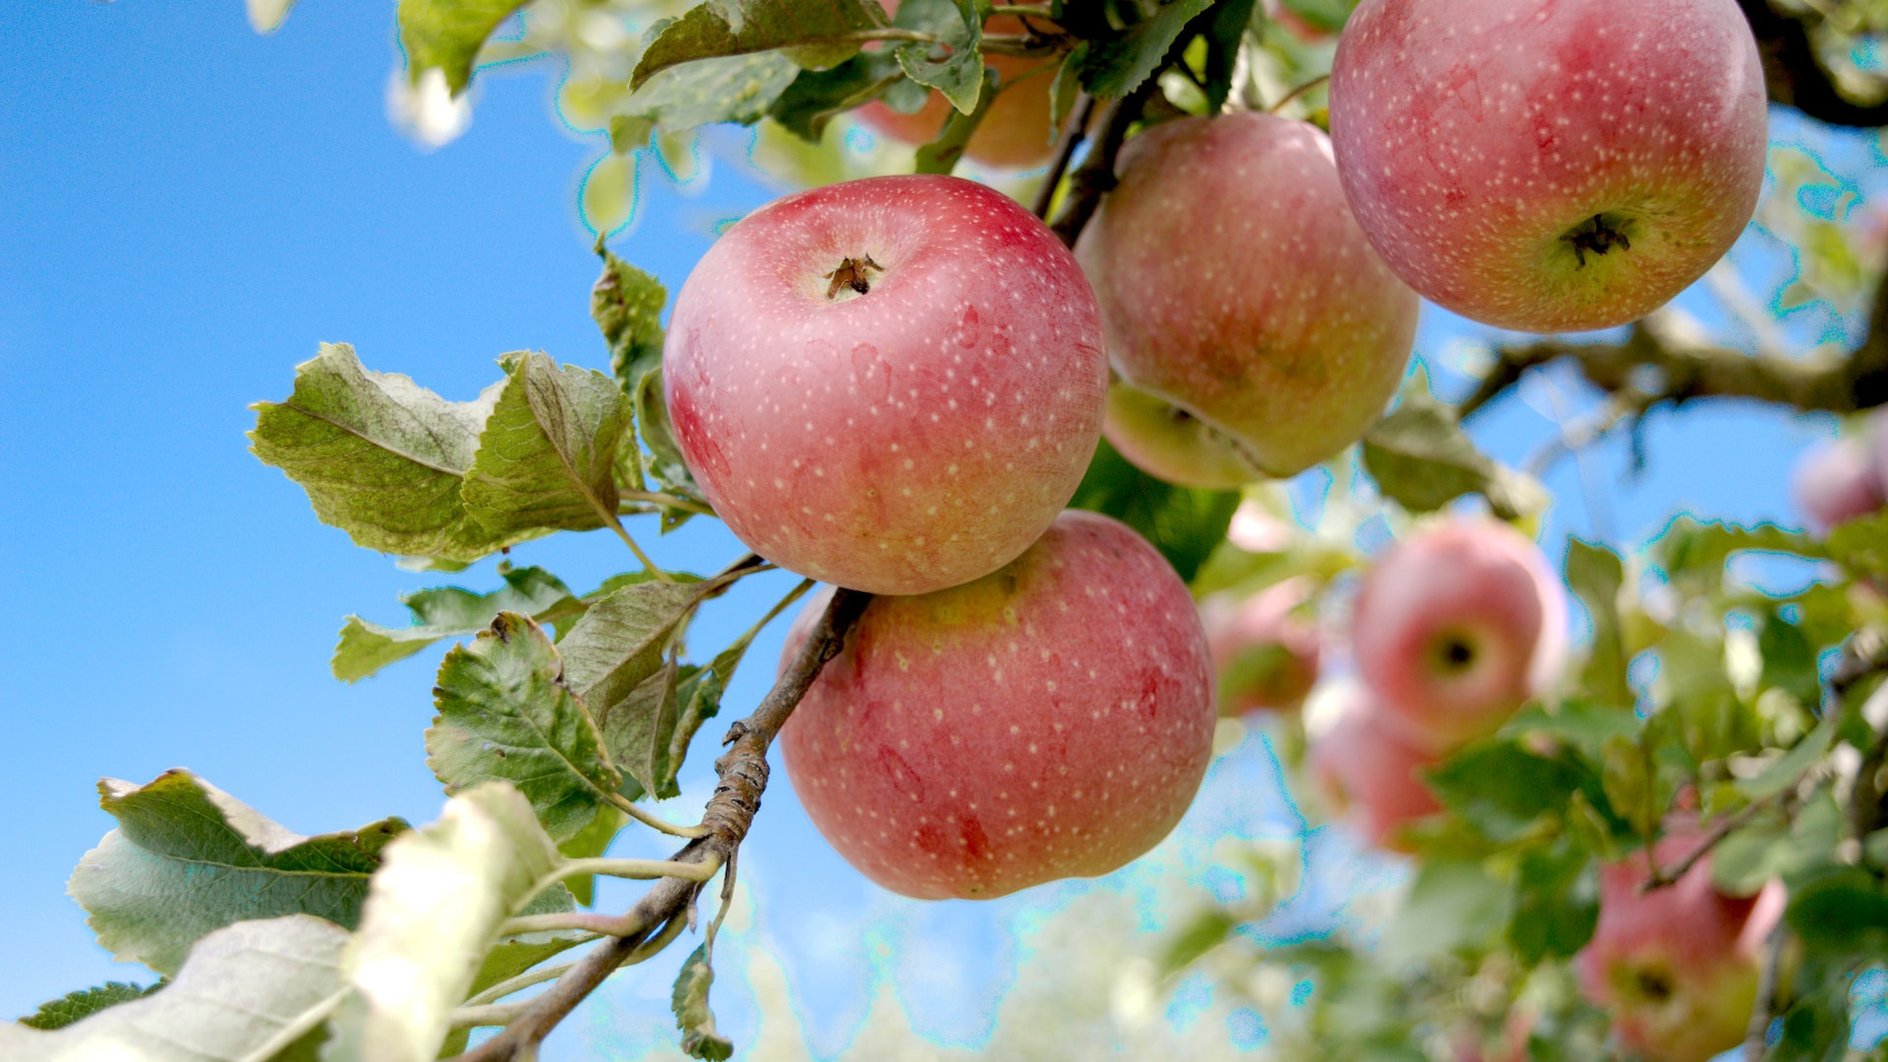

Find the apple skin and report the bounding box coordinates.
[1575,829,1786,1062]
[1352,518,1569,746]
[664,174,1107,596]
[1306,680,1445,852]
[1078,112,1419,481]
[779,510,1216,900]
[1198,578,1321,716]
[1329,0,1768,333]
[857,8,1060,168]
[1792,436,1886,533]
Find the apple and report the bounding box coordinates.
[1077,112,1419,482]
[1574,828,1786,1062]
[663,174,1107,596]
[1198,578,1321,716]
[779,510,1216,899]
[1792,436,1886,533]
[857,6,1060,168]
[1351,518,1568,746]
[1305,680,1445,852]
[1329,0,1769,333]
[1263,0,1337,43]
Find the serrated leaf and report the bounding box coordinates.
[914,66,999,174]
[1650,516,1825,582]
[323,784,565,1062]
[1069,437,1238,583]
[559,582,712,763]
[247,0,298,34]
[612,51,800,145]
[334,565,577,682]
[671,944,735,1061]
[768,51,908,141]
[461,351,628,541]
[1565,539,1632,707]
[1829,512,1888,579]
[0,916,348,1060]
[604,658,682,801]
[249,343,508,562]
[632,0,887,91]
[594,252,668,392]
[1200,0,1257,112]
[1079,0,1214,99]
[18,982,161,1030]
[427,613,621,842]
[1361,395,1548,519]
[633,367,702,504]
[397,0,530,95]
[69,770,406,976]
[892,0,983,114]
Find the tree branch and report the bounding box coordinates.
[1032,92,1096,222]
[1738,0,1888,128]
[448,587,872,1062]
[1048,84,1157,250]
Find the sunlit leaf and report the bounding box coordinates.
[397,0,529,94]
[671,944,734,1061]
[632,0,888,91]
[461,352,629,541]
[1079,0,1214,98]
[333,565,577,681]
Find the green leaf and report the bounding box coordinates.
[397,0,529,95]
[18,982,160,1030]
[632,0,887,91]
[633,367,702,506]
[69,770,406,976]
[1200,0,1257,112]
[1828,512,1888,580]
[1738,718,1836,801]
[247,0,298,34]
[1380,860,1509,963]
[1278,0,1354,33]
[1713,790,1841,895]
[1649,517,1825,582]
[1506,842,1599,964]
[892,0,983,115]
[427,613,621,842]
[1785,866,1888,959]
[1565,539,1632,707]
[1426,741,1605,844]
[324,784,565,1062]
[671,944,735,1061]
[593,251,668,393]
[460,352,629,542]
[1361,395,1548,519]
[1068,437,1239,583]
[0,916,348,1060]
[557,804,626,907]
[333,565,577,682]
[914,67,999,174]
[612,51,801,145]
[1502,700,1641,763]
[436,887,588,1056]
[602,658,682,801]
[768,52,909,141]
[1079,0,1214,99]
[1759,607,1822,707]
[1158,908,1238,976]
[249,343,508,562]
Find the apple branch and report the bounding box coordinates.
[1738,0,1888,129]
[1048,83,1158,249]
[448,586,872,1062]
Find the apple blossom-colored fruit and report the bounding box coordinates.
[780,510,1215,899]
[664,174,1107,595]
[1306,680,1444,852]
[1575,829,1786,1062]
[857,6,1060,168]
[1792,436,1886,533]
[1078,112,1419,482]
[1330,0,1769,333]
[1198,579,1321,716]
[1352,518,1568,746]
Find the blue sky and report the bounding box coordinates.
[0,2,1875,1056]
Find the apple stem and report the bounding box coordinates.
[1031,92,1096,221]
[1267,73,1330,115]
[823,255,883,300]
[1049,82,1157,248]
[1563,213,1633,270]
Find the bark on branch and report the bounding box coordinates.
[1740,0,1888,128]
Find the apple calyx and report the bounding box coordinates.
[822,255,884,300]
[1563,213,1636,270]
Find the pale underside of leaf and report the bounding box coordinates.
[461,351,630,541]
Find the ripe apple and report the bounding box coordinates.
[1792,436,1886,533]
[1077,113,1419,482]
[663,174,1107,596]
[1198,578,1321,716]
[1329,0,1769,333]
[1305,680,1445,852]
[1575,828,1786,1062]
[779,510,1216,900]
[857,6,1060,168]
[1351,518,1568,746]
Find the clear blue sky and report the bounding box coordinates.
[0,2,1874,1056]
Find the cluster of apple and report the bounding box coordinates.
[1793,410,1888,534]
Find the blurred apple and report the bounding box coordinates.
[1306,680,1444,852]
[1792,435,1886,533]
[1199,578,1321,716]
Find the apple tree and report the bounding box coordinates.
[11,0,1888,1060]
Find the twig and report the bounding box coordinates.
[618,490,714,517]
[1742,924,1789,1060]
[1048,83,1157,249]
[1641,789,1792,892]
[1032,92,1096,221]
[1268,73,1329,114]
[446,587,872,1062]
[1736,0,1888,128]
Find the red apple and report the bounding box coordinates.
[1077,113,1419,482]
[1792,436,1886,533]
[1351,518,1568,746]
[1305,680,1445,852]
[1198,578,1321,716]
[780,510,1216,899]
[857,7,1061,168]
[1575,828,1786,1062]
[663,174,1107,595]
[1329,0,1769,333]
